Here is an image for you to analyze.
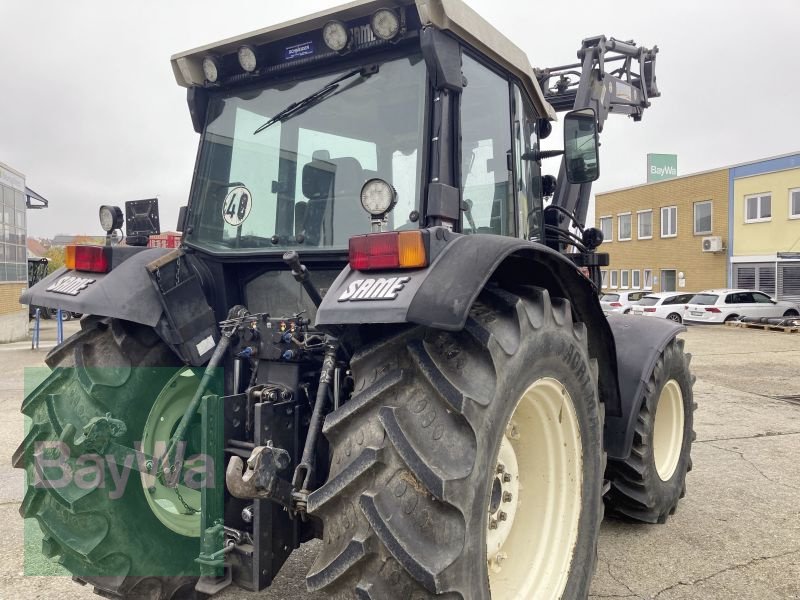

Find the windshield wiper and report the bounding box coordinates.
[254,64,378,135]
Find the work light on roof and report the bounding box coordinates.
[202,55,221,83]
[323,20,350,52]
[371,8,401,40]
[237,45,258,72]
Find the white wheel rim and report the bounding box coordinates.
[652,379,684,481]
[487,377,583,599]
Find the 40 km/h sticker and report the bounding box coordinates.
[222,186,253,227]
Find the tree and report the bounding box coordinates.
[44,246,65,274]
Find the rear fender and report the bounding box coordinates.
[21,247,170,327]
[316,231,623,419]
[21,247,219,366]
[604,315,684,459]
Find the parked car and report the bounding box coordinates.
[630,292,696,323]
[683,289,800,324]
[600,290,647,315]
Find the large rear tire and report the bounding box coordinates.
[307,286,605,599]
[13,317,201,599]
[604,337,695,523]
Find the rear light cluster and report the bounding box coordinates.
[349,231,427,271]
[644,307,657,312]
[609,302,623,307]
[65,245,111,273]
[705,307,721,313]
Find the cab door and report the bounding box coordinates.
[459,54,514,236]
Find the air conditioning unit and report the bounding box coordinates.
[702,236,724,252]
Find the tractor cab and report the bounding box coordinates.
[171,0,574,262]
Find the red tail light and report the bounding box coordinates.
[349,231,427,271]
[610,302,623,307]
[644,307,657,312]
[705,307,721,313]
[65,245,111,273]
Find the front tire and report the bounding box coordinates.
[13,317,201,599]
[307,286,604,599]
[604,337,695,523]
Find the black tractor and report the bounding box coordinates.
[16,1,694,598]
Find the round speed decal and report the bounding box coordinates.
[222,186,253,227]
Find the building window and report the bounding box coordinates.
[0,182,27,283]
[745,193,771,223]
[599,216,612,242]
[660,206,677,238]
[610,270,619,288]
[790,189,800,219]
[601,270,608,288]
[620,270,630,288]
[694,200,712,234]
[617,213,632,241]
[632,269,641,288]
[637,210,652,239]
[643,269,653,290]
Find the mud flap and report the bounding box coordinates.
[146,250,218,365]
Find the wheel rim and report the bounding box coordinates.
[668,313,681,322]
[487,377,583,599]
[652,379,684,481]
[140,368,203,537]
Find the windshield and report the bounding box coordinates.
[601,294,620,302]
[639,296,660,306]
[186,54,427,253]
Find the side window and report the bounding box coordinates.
[752,292,773,303]
[512,84,543,241]
[461,54,513,236]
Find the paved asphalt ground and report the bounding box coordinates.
[0,319,797,599]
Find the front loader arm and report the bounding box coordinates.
[536,35,659,234]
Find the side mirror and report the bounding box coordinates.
[563,108,600,184]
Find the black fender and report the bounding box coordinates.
[316,231,623,420]
[604,315,684,459]
[21,246,219,366]
[20,247,170,327]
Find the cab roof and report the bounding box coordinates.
[170,0,555,120]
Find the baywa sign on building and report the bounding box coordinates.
[647,153,678,182]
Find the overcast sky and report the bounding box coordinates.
[2,0,798,239]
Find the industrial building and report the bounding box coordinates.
[596,151,800,302]
[0,161,47,341]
